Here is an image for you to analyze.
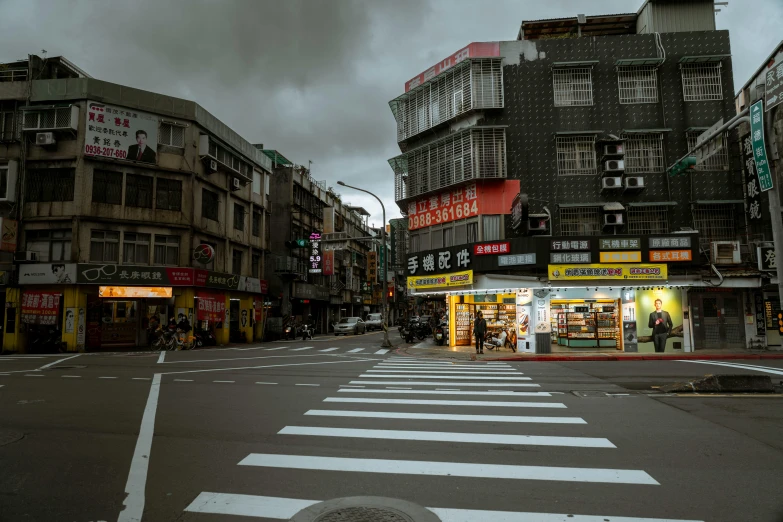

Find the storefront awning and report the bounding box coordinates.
[555,130,603,136]
[602,202,625,211]
[627,201,678,207]
[551,60,599,68]
[678,55,730,64]
[615,57,664,67]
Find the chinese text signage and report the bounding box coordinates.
[196,292,226,322]
[474,242,510,255]
[599,251,641,263]
[764,56,783,112]
[649,236,691,249]
[408,184,479,231]
[758,246,776,271]
[84,101,158,164]
[599,238,640,250]
[551,252,591,263]
[549,264,668,281]
[309,232,322,273]
[498,253,536,266]
[741,132,763,221]
[750,100,773,192]
[551,240,590,251]
[21,291,60,325]
[323,250,335,276]
[367,251,378,283]
[407,270,473,290]
[408,247,471,275]
[405,42,499,92]
[649,250,692,262]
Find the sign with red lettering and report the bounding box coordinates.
[323,250,335,276]
[21,291,61,325]
[196,292,226,322]
[473,242,510,256]
[405,42,500,92]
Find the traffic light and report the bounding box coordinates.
[777,312,783,335]
[668,156,697,177]
[285,239,309,249]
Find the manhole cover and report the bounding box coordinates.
[315,507,413,522]
[0,430,24,447]
[290,497,440,522]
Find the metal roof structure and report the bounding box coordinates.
[518,13,637,40]
[260,149,294,167]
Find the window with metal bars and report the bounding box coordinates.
[123,233,150,265]
[617,66,658,104]
[233,203,245,231]
[155,178,182,211]
[26,169,75,202]
[552,68,593,106]
[92,170,123,205]
[153,235,179,266]
[252,210,261,237]
[158,123,185,148]
[559,207,601,236]
[202,188,220,221]
[125,174,153,208]
[623,133,664,173]
[686,131,729,171]
[1,110,17,140]
[627,206,670,235]
[90,230,120,263]
[681,63,723,101]
[693,203,736,250]
[26,229,72,262]
[556,136,596,175]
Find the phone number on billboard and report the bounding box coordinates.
[409,200,478,230]
[85,145,128,159]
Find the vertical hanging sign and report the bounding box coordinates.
[309,232,322,273]
[750,100,773,192]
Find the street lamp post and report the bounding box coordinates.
[337,181,392,348]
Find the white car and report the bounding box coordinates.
[333,317,366,335]
[365,313,383,331]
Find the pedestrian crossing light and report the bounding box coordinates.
[668,156,697,177]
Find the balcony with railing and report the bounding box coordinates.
[389,126,506,204]
[389,58,503,144]
[274,256,307,279]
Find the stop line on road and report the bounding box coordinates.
[182,355,703,521]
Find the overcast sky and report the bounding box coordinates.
[1,0,780,227]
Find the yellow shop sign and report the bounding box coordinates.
[548,264,668,281]
[408,270,473,290]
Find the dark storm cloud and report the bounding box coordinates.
[1,0,779,225]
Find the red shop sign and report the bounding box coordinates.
[474,242,510,255]
[259,279,268,294]
[196,292,226,322]
[21,291,61,325]
[407,184,479,231]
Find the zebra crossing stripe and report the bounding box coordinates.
[338,388,551,396]
[278,426,615,448]
[185,493,703,520]
[375,365,516,370]
[264,347,288,351]
[346,348,365,353]
[366,370,523,375]
[350,380,539,387]
[303,409,585,424]
[319,348,340,352]
[374,349,390,355]
[358,374,531,381]
[322,397,567,408]
[239,453,653,483]
[291,347,314,351]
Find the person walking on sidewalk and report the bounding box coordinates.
[648,298,673,353]
[474,311,487,354]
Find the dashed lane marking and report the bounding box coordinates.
[213,380,235,383]
[256,382,278,385]
[295,383,320,387]
[174,379,194,382]
[99,376,118,379]
[319,348,340,352]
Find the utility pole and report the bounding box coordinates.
[762,104,783,305]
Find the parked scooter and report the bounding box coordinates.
[434,317,449,346]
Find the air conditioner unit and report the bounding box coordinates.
[711,241,741,265]
[604,213,624,226]
[231,178,241,191]
[624,176,645,190]
[604,159,625,172]
[206,159,218,173]
[603,144,624,156]
[35,132,56,146]
[14,251,38,262]
[601,177,622,190]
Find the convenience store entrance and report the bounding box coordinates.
[451,293,517,348]
[550,298,622,350]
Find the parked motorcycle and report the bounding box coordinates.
[434,318,448,346]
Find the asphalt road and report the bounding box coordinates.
[1,334,783,522]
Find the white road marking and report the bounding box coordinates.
[118,373,161,522]
[25,374,44,377]
[214,380,235,383]
[256,382,278,385]
[304,410,585,424]
[374,349,390,354]
[291,346,314,351]
[435,388,460,391]
[62,375,82,378]
[386,386,412,389]
[99,376,118,379]
[338,385,364,388]
[350,380,539,387]
[174,379,194,382]
[339,388,550,396]
[375,365,516,371]
[162,358,377,376]
[157,351,166,364]
[0,358,19,361]
[381,361,509,366]
[347,348,365,353]
[367,370,523,375]
[359,374,532,381]
[279,427,615,448]
[323,397,567,408]
[239,454,651,484]
[677,359,783,376]
[319,348,340,352]
[37,353,81,370]
[295,383,320,387]
[133,378,151,381]
[184,493,706,520]
[264,347,289,351]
